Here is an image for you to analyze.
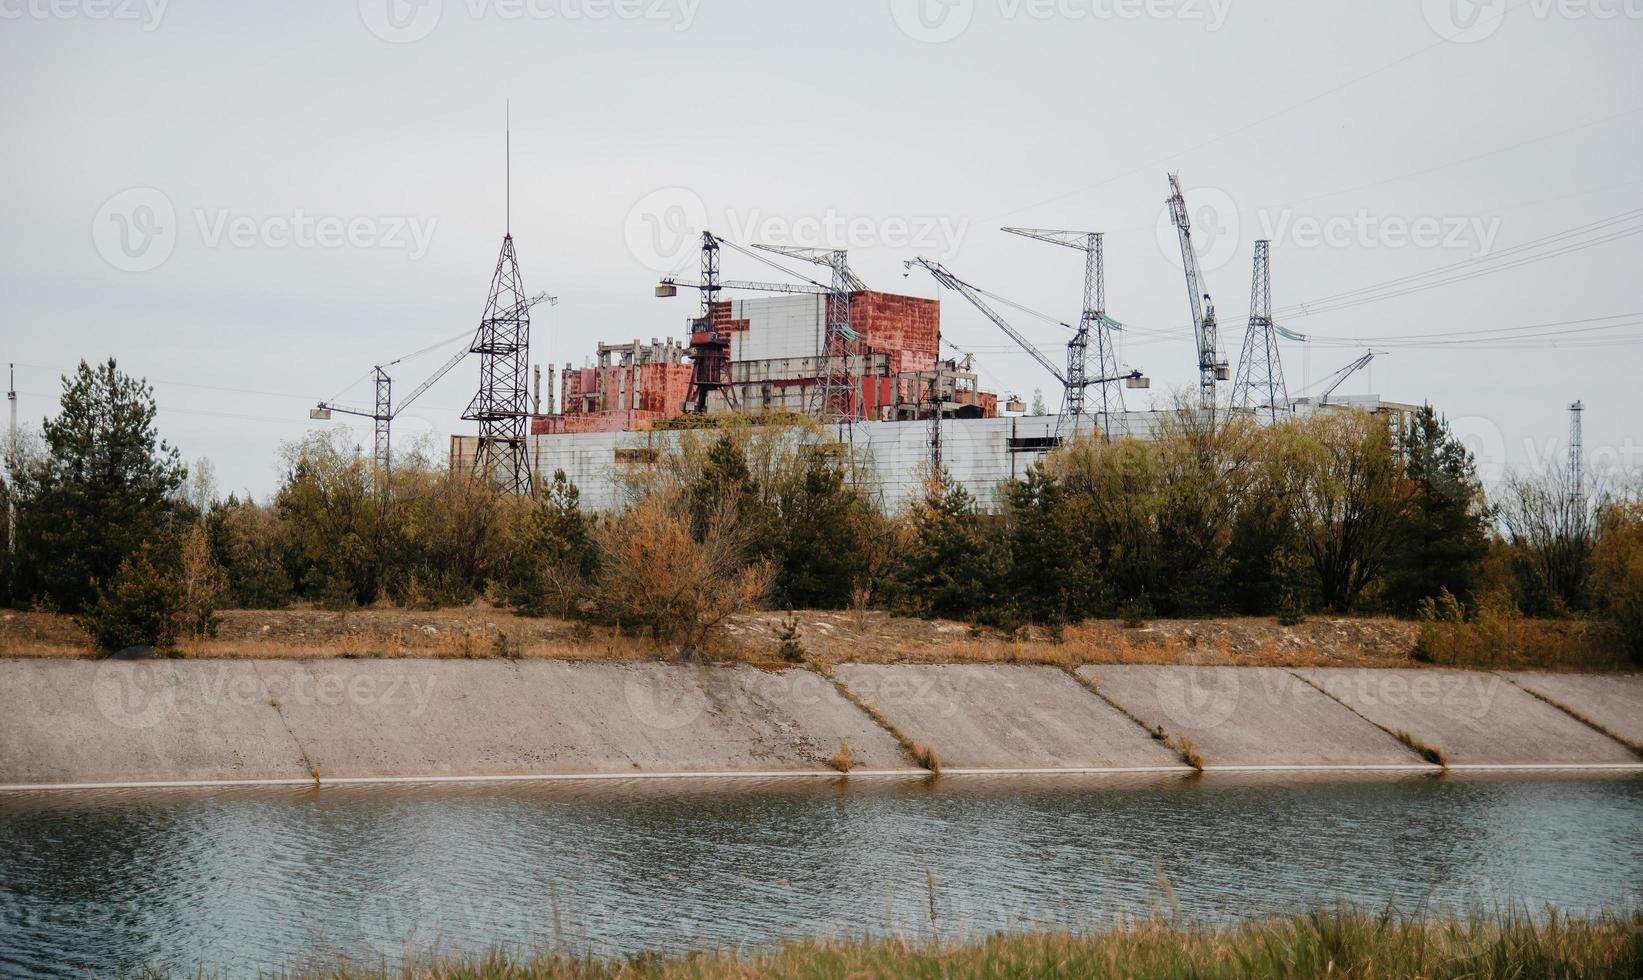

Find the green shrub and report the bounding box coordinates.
[77,545,186,654]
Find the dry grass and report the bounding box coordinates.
[2,606,1630,673]
[812,663,939,774]
[296,907,1643,979]
[1062,666,1204,771]
[1511,684,1643,758]
[1391,729,1449,767]
[825,741,854,773]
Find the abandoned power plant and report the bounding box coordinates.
[320,175,1416,512]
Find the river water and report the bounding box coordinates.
[1,772,1639,977]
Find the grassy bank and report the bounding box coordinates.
[300,908,1640,979]
[3,606,1630,672]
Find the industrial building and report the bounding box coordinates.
[536,289,998,434]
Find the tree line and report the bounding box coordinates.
[3,359,1639,663]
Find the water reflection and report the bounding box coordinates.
[0,772,1639,977]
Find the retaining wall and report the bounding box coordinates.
[1,660,1638,789]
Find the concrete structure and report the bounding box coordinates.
[0,659,312,785]
[5,661,1637,789]
[457,412,1167,513]
[1296,667,1641,767]
[1504,672,1643,749]
[829,664,1186,771]
[1078,665,1432,768]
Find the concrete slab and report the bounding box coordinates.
[1295,668,1641,767]
[830,664,1185,771]
[267,659,910,779]
[0,659,308,786]
[1503,673,1643,750]
[1076,665,1429,768]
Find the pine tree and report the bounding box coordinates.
[1384,405,1490,612]
[11,359,186,611]
[894,468,1002,619]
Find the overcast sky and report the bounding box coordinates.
[3,0,1639,498]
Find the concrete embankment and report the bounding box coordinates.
[0,659,1638,789]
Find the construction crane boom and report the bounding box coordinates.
[1316,349,1383,404]
[1167,173,1224,409]
[310,290,556,481]
[906,257,1068,385]
[1002,226,1131,438]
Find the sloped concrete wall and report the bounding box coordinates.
[1,660,1638,789]
[1295,668,1639,767]
[828,664,1187,771]
[1077,665,1431,769]
[1502,673,1643,750]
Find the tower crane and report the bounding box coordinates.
[905,256,1146,438]
[1312,349,1384,406]
[657,233,865,418]
[1001,227,1128,436]
[1166,173,1228,410]
[751,243,862,424]
[310,290,557,479]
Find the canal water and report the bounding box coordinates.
[1,772,1639,977]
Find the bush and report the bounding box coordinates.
[77,545,186,654]
[1593,498,1643,666]
[582,487,773,657]
[177,523,227,639]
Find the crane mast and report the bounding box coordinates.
[752,243,861,424]
[1167,173,1224,410]
[1001,227,1127,437]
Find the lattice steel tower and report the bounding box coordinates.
[464,234,533,494]
[1232,240,1288,420]
[1002,228,1124,438]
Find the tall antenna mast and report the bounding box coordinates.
[505,100,511,236]
[464,111,533,494]
[1568,400,1585,512]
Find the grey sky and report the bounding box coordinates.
[3,0,1639,498]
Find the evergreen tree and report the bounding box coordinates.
[894,468,1002,619]
[768,451,874,609]
[11,359,186,611]
[1384,406,1490,612]
[1003,463,1107,623]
